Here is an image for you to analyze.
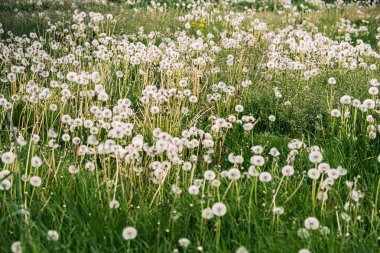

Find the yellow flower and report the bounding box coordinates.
[191,19,206,29]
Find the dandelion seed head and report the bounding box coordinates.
[212,202,227,217]
[122,226,137,240]
[29,176,42,187]
[11,241,22,253]
[304,217,320,230]
[47,230,59,241]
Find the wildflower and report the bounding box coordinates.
[337,166,347,176]
[212,202,227,217]
[31,135,40,144]
[228,168,241,180]
[297,228,309,239]
[171,185,182,195]
[251,145,263,154]
[269,147,280,157]
[72,137,81,145]
[194,179,203,187]
[85,161,95,171]
[188,185,200,195]
[179,78,188,87]
[122,227,137,240]
[341,212,350,222]
[66,72,78,82]
[50,104,58,111]
[150,106,160,114]
[272,207,284,215]
[182,162,192,171]
[30,176,42,187]
[308,169,320,180]
[31,156,43,168]
[368,87,378,95]
[47,230,59,241]
[309,151,323,164]
[320,226,330,235]
[236,246,249,253]
[1,151,16,164]
[235,105,244,112]
[351,190,362,202]
[327,169,339,179]
[189,96,198,103]
[363,99,375,109]
[0,179,11,191]
[317,163,330,173]
[304,217,320,230]
[202,207,214,220]
[62,134,71,142]
[211,179,221,188]
[339,95,351,105]
[317,191,328,201]
[352,99,361,108]
[250,155,265,166]
[248,166,259,177]
[330,109,341,117]
[259,172,272,183]
[109,200,120,209]
[68,165,79,174]
[328,77,336,85]
[11,241,22,253]
[281,165,294,176]
[204,170,216,180]
[268,115,276,122]
[178,238,190,248]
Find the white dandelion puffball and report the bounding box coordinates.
[272,207,284,215]
[309,151,323,164]
[228,168,241,180]
[212,202,227,217]
[31,156,43,168]
[109,200,120,209]
[236,246,249,253]
[68,165,79,174]
[330,109,341,117]
[0,179,11,191]
[204,170,216,181]
[11,241,22,253]
[2,151,16,164]
[297,228,309,239]
[250,155,265,166]
[202,207,214,220]
[328,77,336,85]
[304,217,320,230]
[178,238,190,248]
[281,165,294,176]
[259,172,272,183]
[307,169,320,180]
[47,230,59,241]
[29,176,42,187]
[122,226,137,240]
[188,185,200,195]
[235,104,244,112]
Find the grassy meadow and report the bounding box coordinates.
[0,0,379,252]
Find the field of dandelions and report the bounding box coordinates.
[0,0,380,252]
